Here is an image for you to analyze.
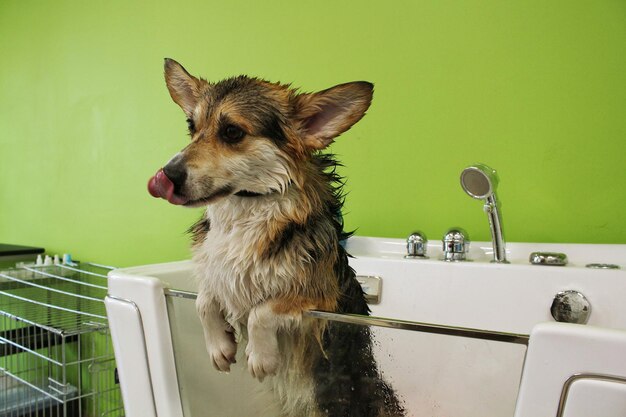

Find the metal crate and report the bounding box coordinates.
[0,262,124,417]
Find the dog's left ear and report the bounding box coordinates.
[295,81,373,150]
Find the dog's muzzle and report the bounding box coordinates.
[147,169,188,205]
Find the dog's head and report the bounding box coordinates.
[148,58,373,207]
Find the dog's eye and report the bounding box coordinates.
[221,124,245,143]
[186,118,195,133]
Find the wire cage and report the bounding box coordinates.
[0,262,124,417]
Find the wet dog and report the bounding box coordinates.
[148,59,404,417]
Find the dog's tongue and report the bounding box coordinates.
[147,169,188,205]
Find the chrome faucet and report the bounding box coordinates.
[442,228,470,261]
[405,231,428,258]
[460,164,508,263]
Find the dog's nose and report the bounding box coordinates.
[163,153,188,191]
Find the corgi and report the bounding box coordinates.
[148,58,405,417]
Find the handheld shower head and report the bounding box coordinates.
[460,164,499,200]
[460,163,508,263]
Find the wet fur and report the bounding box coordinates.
[161,59,405,417]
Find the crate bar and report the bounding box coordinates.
[19,267,108,290]
[0,291,108,320]
[0,273,105,302]
[0,312,107,338]
[54,264,111,279]
[0,368,66,404]
[0,336,64,366]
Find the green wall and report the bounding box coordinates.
[1,1,625,267]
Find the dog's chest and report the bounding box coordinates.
[192,202,293,318]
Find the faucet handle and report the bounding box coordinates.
[442,228,470,261]
[405,231,428,258]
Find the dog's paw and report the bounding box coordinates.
[205,332,237,373]
[245,349,279,381]
[245,339,280,381]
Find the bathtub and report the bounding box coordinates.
[105,236,626,417]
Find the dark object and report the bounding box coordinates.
[0,384,79,417]
[0,244,44,257]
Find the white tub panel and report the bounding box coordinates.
[107,270,184,417]
[104,297,157,417]
[514,323,626,417]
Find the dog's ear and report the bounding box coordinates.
[164,58,202,116]
[295,81,373,150]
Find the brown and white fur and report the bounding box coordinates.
[148,58,405,417]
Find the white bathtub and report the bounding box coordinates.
[105,236,626,417]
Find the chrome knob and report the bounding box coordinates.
[406,232,428,258]
[530,252,568,266]
[551,290,591,324]
[586,263,620,270]
[442,228,469,262]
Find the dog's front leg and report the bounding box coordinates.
[245,300,304,381]
[196,292,237,372]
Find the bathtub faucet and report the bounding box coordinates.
[460,164,509,263]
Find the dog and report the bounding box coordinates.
[148,58,405,417]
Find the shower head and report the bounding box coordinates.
[459,163,507,263]
[460,164,499,200]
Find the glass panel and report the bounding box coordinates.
[166,294,279,417]
[166,294,527,417]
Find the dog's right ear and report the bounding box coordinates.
[164,58,201,116]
